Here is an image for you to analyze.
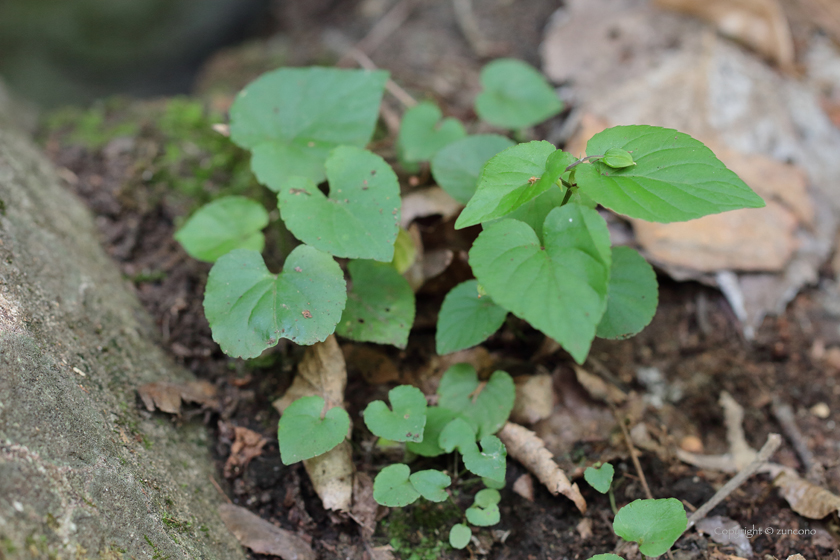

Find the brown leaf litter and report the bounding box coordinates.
[223,426,268,478]
[137,379,218,415]
[218,503,315,560]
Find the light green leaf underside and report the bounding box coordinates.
[475,58,563,129]
[406,406,458,457]
[175,196,269,263]
[431,134,516,204]
[437,364,515,438]
[613,498,687,557]
[398,101,466,163]
[596,247,658,340]
[373,464,420,507]
[337,260,415,348]
[436,280,507,355]
[277,396,350,464]
[363,385,427,443]
[577,125,765,223]
[230,67,388,187]
[203,247,346,358]
[278,146,401,261]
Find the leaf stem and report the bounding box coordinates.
[564,154,603,172]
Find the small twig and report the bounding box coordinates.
[209,475,232,504]
[340,47,417,108]
[771,397,816,473]
[338,0,419,64]
[614,408,653,501]
[686,433,781,528]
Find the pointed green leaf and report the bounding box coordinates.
[465,489,502,526]
[584,462,614,494]
[409,469,451,502]
[438,417,478,454]
[363,385,427,443]
[613,498,687,557]
[278,146,401,261]
[576,125,765,222]
[431,134,516,204]
[204,247,346,358]
[486,185,567,242]
[175,196,269,263]
[602,147,636,169]
[596,247,658,340]
[462,436,506,483]
[406,406,458,457]
[398,101,466,163]
[455,143,573,228]
[337,260,415,348]
[436,280,507,355]
[277,396,349,464]
[449,524,472,549]
[469,205,612,363]
[437,364,515,438]
[230,67,388,188]
[373,464,421,507]
[475,58,563,129]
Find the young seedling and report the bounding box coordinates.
[465,488,502,526]
[174,196,268,262]
[612,498,688,557]
[364,385,428,443]
[449,523,472,550]
[584,462,615,494]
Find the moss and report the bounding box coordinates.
[379,501,461,560]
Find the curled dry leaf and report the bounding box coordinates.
[304,440,355,512]
[218,503,315,560]
[576,517,593,540]
[774,471,840,519]
[403,223,454,291]
[400,186,462,227]
[497,422,586,513]
[224,426,268,478]
[137,380,219,415]
[510,373,554,425]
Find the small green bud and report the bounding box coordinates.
[602,148,636,169]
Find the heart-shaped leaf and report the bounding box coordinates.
[373,464,421,507]
[204,247,346,359]
[336,260,415,348]
[438,417,478,454]
[278,146,401,261]
[363,385,427,443]
[465,489,502,527]
[398,101,466,164]
[576,125,765,223]
[406,406,458,457]
[175,196,269,263]
[437,363,515,438]
[462,436,506,483]
[596,247,658,340]
[584,462,615,494]
[277,396,350,464]
[449,523,472,549]
[474,58,563,129]
[230,67,388,187]
[613,498,687,557]
[431,134,515,204]
[455,142,573,228]
[469,204,612,363]
[436,280,507,355]
[409,469,451,502]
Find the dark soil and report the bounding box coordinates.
[39,1,840,558]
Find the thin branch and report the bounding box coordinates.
[339,46,417,108]
[338,0,419,64]
[614,409,653,501]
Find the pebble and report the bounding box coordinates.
[810,402,831,419]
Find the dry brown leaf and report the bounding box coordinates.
[273,335,346,413]
[774,471,840,519]
[497,422,587,513]
[654,0,794,66]
[350,472,378,539]
[137,380,219,415]
[369,546,397,560]
[304,440,354,512]
[218,503,315,560]
[400,186,462,227]
[512,473,534,502]
[573,365,626,405]
[224,426,268,478]
[576,517,593,540]
[510,373,554,425]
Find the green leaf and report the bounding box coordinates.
[409,469,451,502]
[487,185,567,242]
[175,196,269,263]
[596,247,658,340]
[584,463,614,494]
[406,407,458,457]
[391,227,417,274]
[204,247,346,358]
[437,364,515,438]
[336,260,415,348]
[449,524,472,549]
[576,125,765,223]
[602,147,636,169]
[613,498,687,557]
[278,146,401,261]
[455,142,573,228]
[277,396,349,464]
[436,280,507,355]
[398,101,466,163]
[373,464,421,507]
[588,555,624,560]
[475,58,563,129]
[482,477,505,490]
[462,436,506,483]
[431,134,516,204]
[363,385,428,443]
[465,489,502,527]
[230,67,388,188]
[438,417,478,454]
[469,205,612,363]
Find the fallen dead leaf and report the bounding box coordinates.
[573,365,627,405]
[575,517,593,540]
[137,380,219,415]
[218,503,315,560]
[369,546,397,560]
[403,223,454,291]
[304,440,355,512]
[224,426,268,478]
[510,373,554,425]
[695,516,754,557]
[774,471,840,519]
[497,422,586,513]
[400,186,462,227]
[512,473,534,502]
[350,472,378,539]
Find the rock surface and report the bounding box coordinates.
[0,90,246,559]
